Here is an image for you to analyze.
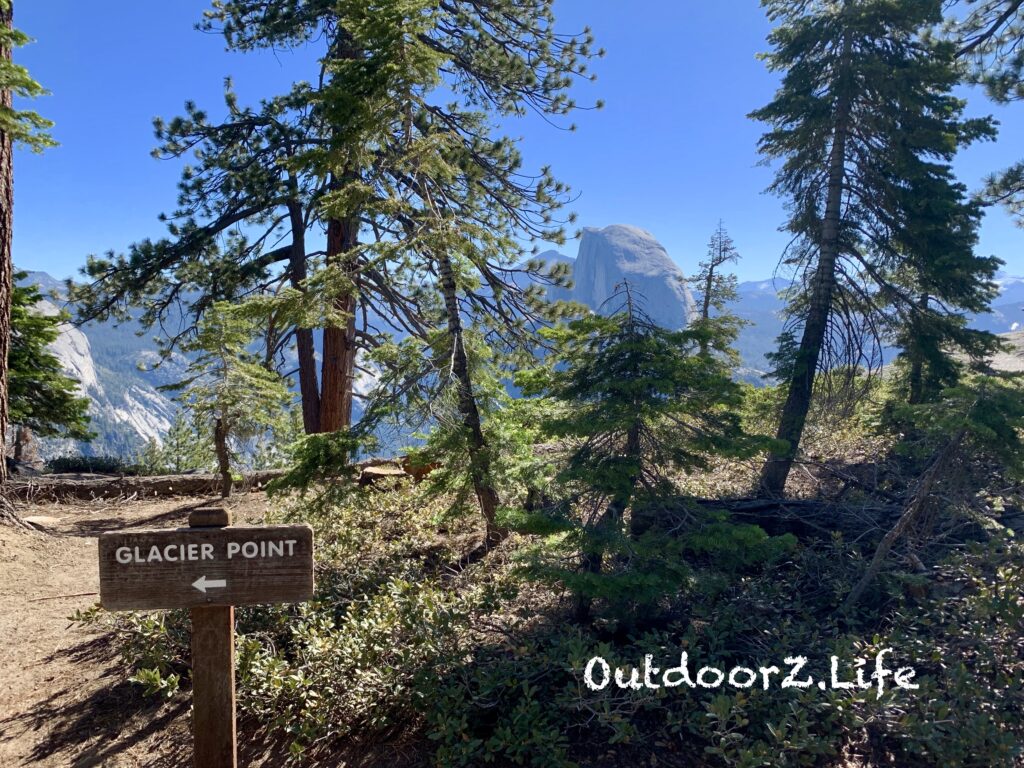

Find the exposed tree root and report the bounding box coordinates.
[0,493,33,531]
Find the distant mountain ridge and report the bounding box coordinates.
[18,239,1023,458]
[533,230,1024,378]
[16,270,183,459]
[571,225,697,328]
[532,225,780,378]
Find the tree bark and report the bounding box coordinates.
[286,197,321,434]
[759,37,852,497]
[318,29,361,435]
[906,294,930,406]
[213,417,232,498]
[436,249,504,546]
[0,1,22,528]
[319,213,358,432]
[0,1,13,488]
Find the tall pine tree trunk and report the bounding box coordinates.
[906,293,930,405]
[213,416,232,498]
[759,39,852,497]
[318,29,361,435]
[0,1,22,527]
[0,1,11,485]
[286,197,321,434]
[436,249,504,546]
[319,213,358,432]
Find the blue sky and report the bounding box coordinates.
[13,0,1024,283]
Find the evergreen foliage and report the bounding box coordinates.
[751,0,1000,493]
[893,370,1024,475]
[515,284,773,622]
[956,0,1024,102]
[133,412,213,475]
[0,0,54,152]
[9,275,92,440]
[954,0,1024,226]
[691,222,741,321]
[56,3,1024,765]
[163,302,292,496]
[687,221,746,357]
[71,0,600,441]
[1,2,55,523]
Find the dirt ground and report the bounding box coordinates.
[0,493,273,767]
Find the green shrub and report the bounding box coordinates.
[72,604,190,698]
[46,454,140,474]
[81,488,1024,767]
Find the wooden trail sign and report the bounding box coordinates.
[98,508,314,768]
[98,523,314,610]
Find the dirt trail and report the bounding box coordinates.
[0,495,268,767]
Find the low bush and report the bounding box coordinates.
[73,371,1024,767]
[45,454,141,474]
[78,481,1024,766]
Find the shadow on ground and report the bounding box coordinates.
[60,500,217,538]
[0,634,188,766]
[0,629,420,767]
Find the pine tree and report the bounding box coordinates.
[165,303,292,497]
[0,2,54,526]
[72,0,597,535]
[134,412,213,476]
[0,1,52,152]
[687,221,744,356]
[72,0,598,444]
[751,0,998,495]
[9,276,92,443]
[956,0,1024,101]
[517,284,766,622]
[954,1,1024,225]
[163,412,213,474]
[72,91,327,433]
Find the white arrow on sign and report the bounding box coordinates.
[192,575,227,593]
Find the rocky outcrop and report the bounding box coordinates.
[573,225,696,328]
[17,272,180,459]
[533,225,696,329]
[38,299,100,392]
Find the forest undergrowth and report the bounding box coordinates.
[76,379,1024,768]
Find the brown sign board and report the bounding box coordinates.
[98,524,314,611]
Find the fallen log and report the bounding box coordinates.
[11,456,437,503]
[11,470,289,502]
[843,429,967,611]
[675,496,902,540]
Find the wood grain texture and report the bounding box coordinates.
[98,524,314,611]
[191,606,237,768]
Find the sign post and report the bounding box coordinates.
[189,507,237,768]
[98,507,314,768]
